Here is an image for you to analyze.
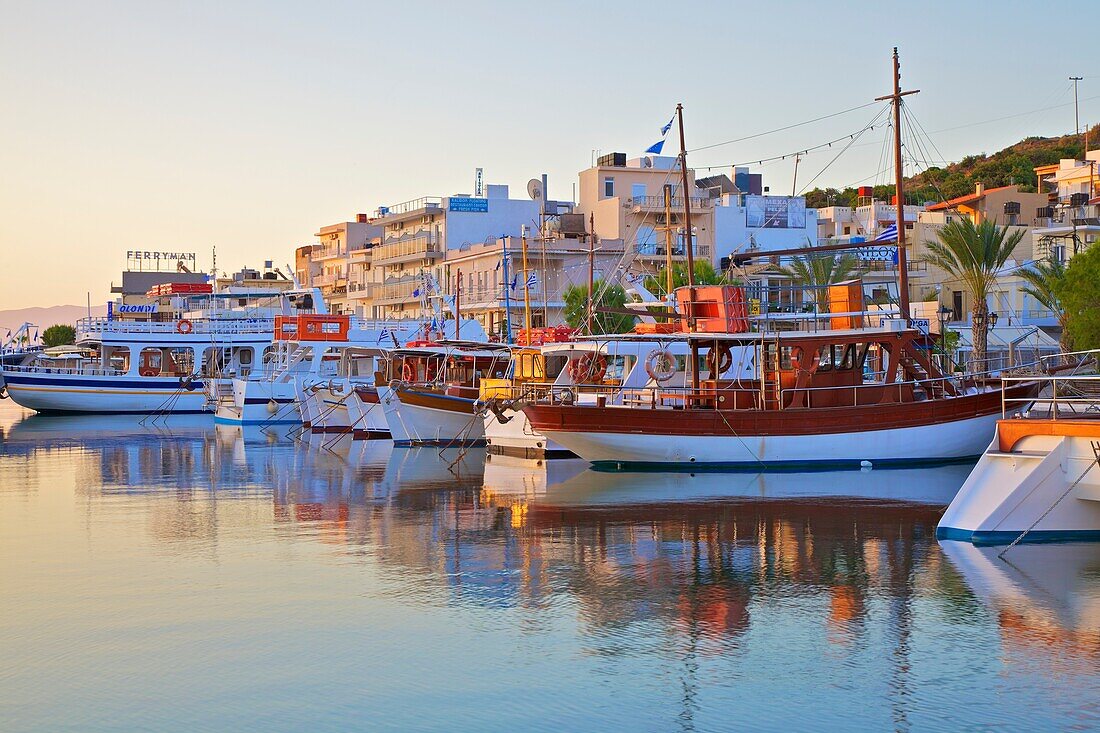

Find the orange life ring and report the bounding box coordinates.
[568,353,608,383]
[139,367,158,377]
[402,362,416,382]
[705,344,733,376]
[176,319,193,334]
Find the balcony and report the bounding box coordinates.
[374,277,426,305]
[630,195,714,211]
[635,243,712,260]
[372,232,444,265]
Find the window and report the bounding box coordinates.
[603,177,615,198]
[631,183,647,201]
[139,347,194,377]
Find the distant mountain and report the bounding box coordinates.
[0,304,107,339]
[804,124,1098,208]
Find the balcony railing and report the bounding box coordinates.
[372,233,444,264]
[635,243,713,259]
[374,278,426,304]
[630,195,714,210]
[375,196,443,218]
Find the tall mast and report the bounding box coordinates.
[876,47,919,324]
[521,225,532,335]
[676,103,696,289]
[587,212,596,335]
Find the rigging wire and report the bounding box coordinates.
[797,106,893,195]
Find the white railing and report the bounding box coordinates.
[4,364,128,377]
[77,317,274,337]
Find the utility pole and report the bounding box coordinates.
[1071,76,1083,148]
[791,153,801,196]
[501,238,512,343]
[454,268,461,340]
[876,47,919,324]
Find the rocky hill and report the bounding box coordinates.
[804,124,1098,208]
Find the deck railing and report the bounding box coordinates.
[77,317,274,337]
[1001,350,1100,419]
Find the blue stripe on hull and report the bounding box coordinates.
[936,527,1100,545]
[5,375,205,390]
[214,416,300,426]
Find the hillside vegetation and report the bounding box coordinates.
[804,124,1098,209]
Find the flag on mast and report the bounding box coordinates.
[645,113,677,154]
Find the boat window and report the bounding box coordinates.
[139,347,193,377]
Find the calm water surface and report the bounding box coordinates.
[1,400,1098,732]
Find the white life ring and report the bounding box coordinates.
[645,349,676,382]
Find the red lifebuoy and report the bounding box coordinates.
[139,368,158,377]
[568,353,608,383]
[705,344,733,376]
[402,362,416,382]
[176,319,193,334]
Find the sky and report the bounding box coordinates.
[2,0,1098,309]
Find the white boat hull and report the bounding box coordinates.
[214,378,299,425]
[346,388,390,439]
[541,409,1005,469]
[2,371,210,414]
[938,430,1100,544]
[381,386,484,445]
[483,408,569,457]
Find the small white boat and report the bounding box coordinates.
[938,354,1100,544]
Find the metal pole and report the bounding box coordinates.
[676,103,696,289]
[454,268,461,340]
[501,239,512,343]
[521,225,532,336]
[587,213,595,334]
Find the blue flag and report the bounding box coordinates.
[510,274,518,292]
[645,139,665,155]
[660,115,675,136]
[412,287,421,298]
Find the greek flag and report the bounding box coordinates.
[874,224,898,243]
[646,114,677,154]
[526,272,538,289]
[377,328,390,344]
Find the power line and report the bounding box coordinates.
[688,100,881,153]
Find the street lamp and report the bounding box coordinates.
[937,304,954,370]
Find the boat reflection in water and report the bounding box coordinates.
[4,402,1097,731]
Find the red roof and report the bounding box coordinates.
[926,185,1014,212]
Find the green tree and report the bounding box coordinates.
[1019,256,1071,352]
[643,260,723,297]
[563,281,636,334]
[41,324,76,348]
[922,219,1025,371]
[1054,245,1100,353]
[778,247,859,310]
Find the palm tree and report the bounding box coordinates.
[1019,256,1071,352]
[922,218,1026,372]
[778,245,859,311]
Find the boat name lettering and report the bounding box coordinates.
[118,304,159,314]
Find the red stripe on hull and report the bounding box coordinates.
[524,382,1037,437]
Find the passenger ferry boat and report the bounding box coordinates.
[378,340,511,445]
[937,354,1100,544]
[521,282,1041,470]
[0,284,310,414]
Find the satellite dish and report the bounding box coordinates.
[527,178,544,200]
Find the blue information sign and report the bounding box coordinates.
[448,197,488,213]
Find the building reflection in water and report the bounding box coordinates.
[5,407,1098,687]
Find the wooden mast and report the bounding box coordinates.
[676,103,700,392]
[876,47,919,324]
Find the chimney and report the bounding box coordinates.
[975,182,985,197]
[356,213,368,223]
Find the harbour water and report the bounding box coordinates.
[1,400,1097,732]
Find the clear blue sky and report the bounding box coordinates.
[2,0,1097,308]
